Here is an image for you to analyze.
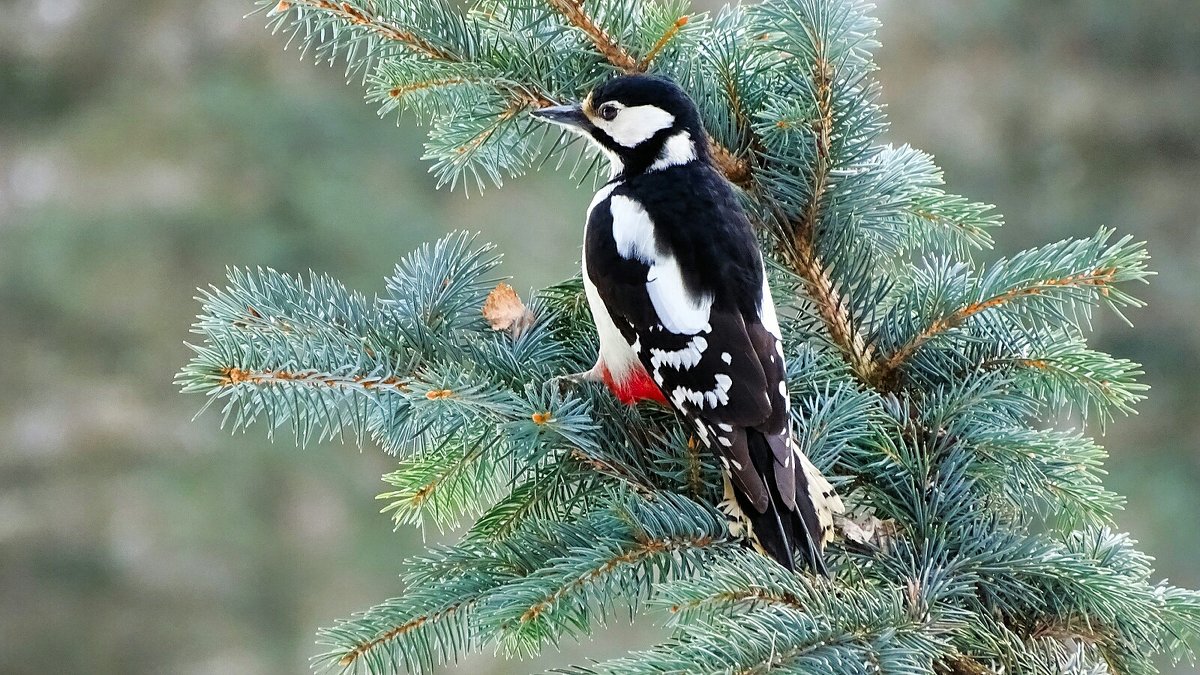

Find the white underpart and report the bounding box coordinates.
[610,195,713,335]
[671,373,732,409]
[649,131,696,171]
[594,103,676,148]
[582,182,640,382]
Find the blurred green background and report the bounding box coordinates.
[1,0,1196,673]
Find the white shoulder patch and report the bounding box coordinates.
[609,195,657,263]
[647,255,713,335]
[609,195,713,336]
[649,131,696,171]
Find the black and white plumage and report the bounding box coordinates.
[532,75,843,573]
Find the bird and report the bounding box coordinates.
[530,74,843,574]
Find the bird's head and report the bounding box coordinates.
[531,74,708,177]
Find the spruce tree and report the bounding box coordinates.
[177,0,1200,672]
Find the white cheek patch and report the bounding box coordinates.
[595,104,676,148]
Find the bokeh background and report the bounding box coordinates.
[2,0,1197,672]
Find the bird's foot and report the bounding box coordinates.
[549,368,601,395]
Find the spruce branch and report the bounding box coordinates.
[638,15,690,71]
[284,0,460,62]
[876,229,1150,388]
[544,0,639,72]
[176,2,1200,673]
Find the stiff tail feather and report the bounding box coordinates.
[721,429,843,574]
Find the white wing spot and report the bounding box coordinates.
[672,372,732,409]
[718,436,733,448]
[717,423,733,432]
[721,352,732,365]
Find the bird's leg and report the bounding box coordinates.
[549,363,604,394]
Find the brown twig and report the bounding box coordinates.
[638,16,689,70]
[545,0,640,72]
[218,366,408,392]
[709,141,752,186]
[877,268,1121,382]
[775,52,878,384]
[515,532,717,624]
[669,587,807,614]
[782,237,878,384]
[337,604,464,667]
[293,0,459,61]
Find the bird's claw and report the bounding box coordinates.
[549,369,599,396]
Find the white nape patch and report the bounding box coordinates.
[594,103,676,148]
[608,196,713,335]
[721,352,732,365]
[759,266,783,340]
[649,131,696,171]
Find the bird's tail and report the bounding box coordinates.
[722,429,843,574]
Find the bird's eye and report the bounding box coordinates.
[598,104,618,121]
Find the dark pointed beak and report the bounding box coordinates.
[530,103,589,128]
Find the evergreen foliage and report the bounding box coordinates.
[178,0,1200,672]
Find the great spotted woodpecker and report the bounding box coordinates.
[531,75,842,573]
